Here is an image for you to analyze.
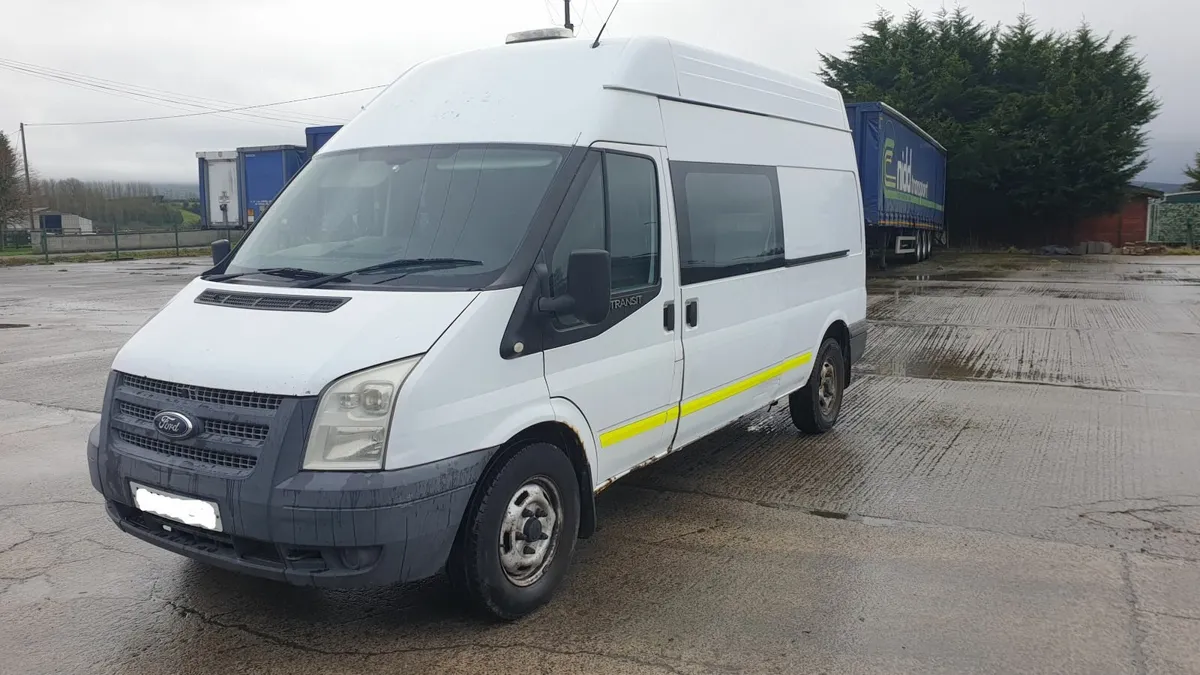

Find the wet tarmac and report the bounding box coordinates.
[2,254,1199,674]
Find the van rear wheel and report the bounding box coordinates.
[789,338,846,434]
[447,442,580,621]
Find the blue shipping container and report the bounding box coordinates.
[40,214,63,232]
[845,102,947,234]
[305,125,342,158]
[236,145,307,226]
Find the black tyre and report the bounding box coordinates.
[789,338,846,434]
[448,442,580,621]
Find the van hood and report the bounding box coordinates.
[112,279,479,396]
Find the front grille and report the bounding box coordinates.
[120,373,282,411]
[205,419,269,442]
[119,401,156,421]
[116,429,257,471]
[118,401,270,442]
[195,288,349,313]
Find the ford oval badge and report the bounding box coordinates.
[153,411,196,440]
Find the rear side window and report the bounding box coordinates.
[671,162,784,285]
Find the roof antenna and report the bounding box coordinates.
[591,0,623,48]
[563,0,574,33]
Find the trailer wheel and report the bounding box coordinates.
[789,338,846,434]
[447,442,580,621]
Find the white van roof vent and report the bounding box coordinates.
[505,27,574,45]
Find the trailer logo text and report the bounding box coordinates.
[883,138,930,200]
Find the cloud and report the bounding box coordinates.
[2,0,1194,183]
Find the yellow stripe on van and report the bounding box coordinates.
[598,406,679,448]
[598,350,813,448]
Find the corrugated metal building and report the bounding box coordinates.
[37,210,95,234]
[5,208,94,234]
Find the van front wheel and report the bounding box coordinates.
[448,442,580,621]
[789,338,846,434]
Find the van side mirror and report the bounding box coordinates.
[538,249,611,325]
[211,239,231,266]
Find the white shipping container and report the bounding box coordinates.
[60,214,94,233]
[197,151,241,228]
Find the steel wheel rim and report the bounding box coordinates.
[498,476,562,587]
[818,360,838,415]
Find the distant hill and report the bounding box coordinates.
[152,182,199,200]
[1134,181,1185,194]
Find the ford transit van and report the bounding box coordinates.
[88,32,868,619]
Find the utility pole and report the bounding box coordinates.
[563,0,574,33]
[19,123,36,235]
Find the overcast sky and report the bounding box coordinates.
[2,0,1194,184]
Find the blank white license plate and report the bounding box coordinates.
[131,483,223,532]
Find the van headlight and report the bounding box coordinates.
[302,357,421,471]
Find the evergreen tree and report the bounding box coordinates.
[819,9,1160,245]
[0,131,29,230]
[1184,152,1200,191]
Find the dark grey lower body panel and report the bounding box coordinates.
[89,422,494,588]
[848,320,868,382]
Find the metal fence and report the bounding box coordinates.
[3,225,244,263]
[1148,201,1199,246]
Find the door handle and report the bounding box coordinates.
[663,301,676,332]
[685,299,698,327]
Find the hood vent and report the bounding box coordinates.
[195,289,349,313]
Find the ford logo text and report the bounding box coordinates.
[153,411,196,440]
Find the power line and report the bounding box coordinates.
[0,59,345,129]
[0,60,303,129]
[588,1,608,31]
[576,0,593,34]
[23,86,386,127]
[0,57,341,125]
[0,61,298,128]
[0,57,369,128]
[0,57,347,126]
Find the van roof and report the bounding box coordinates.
[322,36,848,154]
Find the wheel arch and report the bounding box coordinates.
[461,412,598,543]
[819,316,852,385]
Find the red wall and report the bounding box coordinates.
[1076,197,1151,247]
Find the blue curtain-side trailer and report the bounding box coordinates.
[235,145,307,228]
[846,102,948,268]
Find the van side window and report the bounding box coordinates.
[670,162,784,285]
[550,161,605,299]
[550,151,660,323]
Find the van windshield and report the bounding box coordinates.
[224,144,567,288]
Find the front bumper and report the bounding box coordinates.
[87,373,494,588]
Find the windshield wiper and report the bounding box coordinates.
[297,258,483,289]
[203,267,327,283]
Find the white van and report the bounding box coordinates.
[87,31,867,619]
